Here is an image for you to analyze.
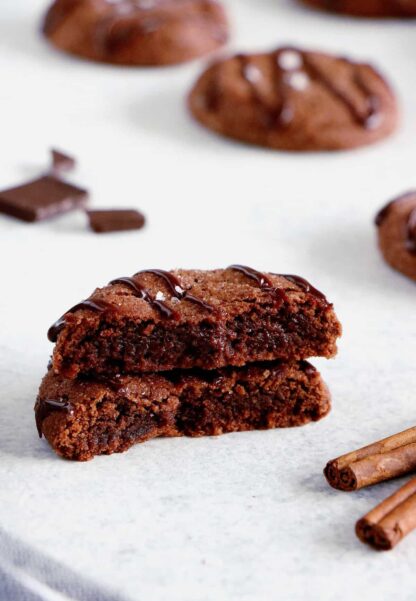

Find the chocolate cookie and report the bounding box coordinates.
[35,360,330,460]
[299,0,416,18]
[48,266,342,378]
[375,192,416,281]
[188,47,398,151]
[42,0,228,66]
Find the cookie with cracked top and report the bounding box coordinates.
[188,47,398,151]
[42,0,228,66]
[48,266,342,378]
[375,192,416,282]
[36,360,331,460]
[299,0,416,17]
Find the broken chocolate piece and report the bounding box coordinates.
[51,148,76,175]
[0,175,88,223]
[87,209,146,233]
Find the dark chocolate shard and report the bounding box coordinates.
[51,148,76,175]
[0,175,88,223]
[87,209,146,233]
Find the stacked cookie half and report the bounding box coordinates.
[36,266,342,460]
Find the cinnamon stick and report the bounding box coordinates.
[324,426,416,491]
[356,477,416,551]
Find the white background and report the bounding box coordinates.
[1,1,416,600]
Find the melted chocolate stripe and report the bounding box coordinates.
[47,266,327,343]
[282,274,328,303]
[228,264,274,290]
[47,299,109,343]
[270,50,292,126]
[237,52,291,129]
[47,269,214,341]
[228,265,328,305]
[138,269,214,311]
[35,399,74,438]
[237,47,380,131]
[228,264,287,305]
[301,54,377,129]
[110,276,176,319]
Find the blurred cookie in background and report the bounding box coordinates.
[188,47,398,151]
[42,0,229,66]
[376,192,416,282]
[299,0,416,18]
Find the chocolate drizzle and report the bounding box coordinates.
[111,270,214,317]
[47,266,328,343]
[282,274,328,303]
[35,398,74,438]
[301,53,380,130]
[228,264,287,305]
[110,276,177,319]
[47,270,214,342]
[47,299,109,343]
[138,269,215,311]
[234,47,381,130]
[236,52,291,128]
[229,265,328,306]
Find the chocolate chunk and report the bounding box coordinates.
[87,209,146,233]
[51,148,76,175]
[0,175,88,223]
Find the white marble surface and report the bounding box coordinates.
[1,1,416,599]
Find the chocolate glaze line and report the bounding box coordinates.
[48,299,109,343]
[138,269,215,311]
[47,270,214,342]
[301,53,379,130]
[237,47,381,130]
[110,276,177,319]
[229,265,328,305]
[47,267,327,343]
[270,50,293,126]
[228,264,288,304]
[35,399,74,438]
[406,208,416,254]
[353,71,381,129]
[282,274,328,303]
[237,52,290,128]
